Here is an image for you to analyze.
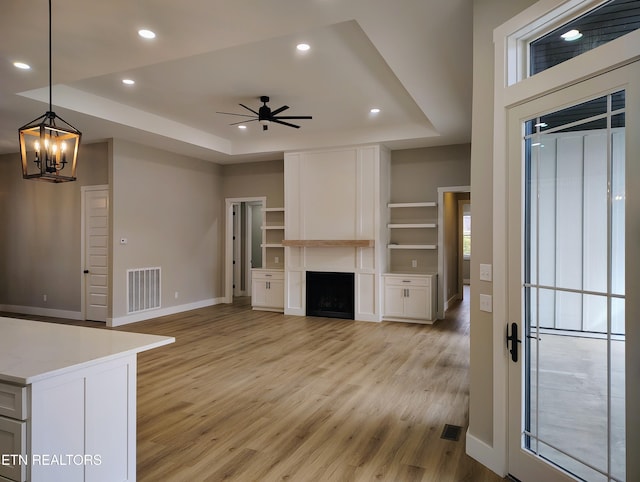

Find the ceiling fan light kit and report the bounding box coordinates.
[217,95,312,131]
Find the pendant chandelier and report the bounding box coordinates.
[18,0,81,183]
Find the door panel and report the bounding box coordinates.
[84,188,109,322]
[507,62,638,481]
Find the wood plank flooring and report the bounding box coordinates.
[3,290,506,481]
[118,290,503,482]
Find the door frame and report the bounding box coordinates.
[224,196,266,303]
[486,2,640,478]
[80,184,110,321]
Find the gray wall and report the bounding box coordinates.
[110,139,223,321]
[221,159,284,208]
[390,144,470,274]
[0,142,109,313]
[469,0,537,446]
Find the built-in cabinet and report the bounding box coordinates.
[382,273,437,323]
[252,205,285,312]
[251,269,284,312]
[384,200,438,323]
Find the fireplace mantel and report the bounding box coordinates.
[282,239,375,248]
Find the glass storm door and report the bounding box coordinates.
[507,62,639,481]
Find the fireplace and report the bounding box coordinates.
[306,271,355,320]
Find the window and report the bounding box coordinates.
[529,0,640,76]
[463,213,471,259]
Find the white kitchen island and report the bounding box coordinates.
[0,316,174,482]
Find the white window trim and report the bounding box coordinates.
[466,0,640,476]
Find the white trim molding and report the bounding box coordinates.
[0,304,83,321]
[108,297,224,327]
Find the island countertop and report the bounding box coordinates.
[0,316,174,385]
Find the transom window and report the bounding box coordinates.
[529,0,640,76]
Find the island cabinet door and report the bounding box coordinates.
[0,415,27,481]
[29,354,136,482]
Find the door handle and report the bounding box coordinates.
[83,269,89,274]
[506,322,521,362]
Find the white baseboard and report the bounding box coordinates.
[356,313,382,322]
[0,304,83,320]
[444,293,461,311]
[108,297,224,327]
[465,430,507,477]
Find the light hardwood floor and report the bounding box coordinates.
[4,290,506,482]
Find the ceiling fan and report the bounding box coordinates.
[217,96,312,131]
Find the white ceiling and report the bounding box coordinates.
[0,0,473,164]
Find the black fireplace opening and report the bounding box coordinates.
[306,271,355,320]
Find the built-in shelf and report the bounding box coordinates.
[388,223,437,229]
[388,244,437,250]
[388,202,437,208]
[261,207,285,269]
[282,239,375,248]
[387,201,438,255]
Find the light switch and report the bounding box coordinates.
[479,263,492,282]
[480,294,493,312]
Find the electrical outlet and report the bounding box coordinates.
[174,291,179,299]
[411,259,417,268]
[43,294,47,302]
[275,256,279,264]
[480,294,493,312]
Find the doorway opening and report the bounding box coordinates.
[225,197,266,303]
[437,186,471,318]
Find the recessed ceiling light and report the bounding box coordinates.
[296,43,310,52]
[122,79,135,85]
[13,62,31,70]
[561,29,582,41]
[370,108,381,114]
[238,125,247,130]
[138,29,156,39]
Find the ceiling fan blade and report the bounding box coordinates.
[239,103,259,115]
[273,115,313,120]
[229,119,258,126]
[270,105,290,116]
[271,119,301,129]
[216,111,257,118]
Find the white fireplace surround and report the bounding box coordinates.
[284,144,390,322]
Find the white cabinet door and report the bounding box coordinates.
[403,286,429,319]
[267,280,284,310]
[252,280,268,307]
[0,416,27,481]
[384,285,405,317]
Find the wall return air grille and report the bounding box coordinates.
[127,267,161,314]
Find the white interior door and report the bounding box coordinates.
[507,62,639,481]
[83,187,109,322]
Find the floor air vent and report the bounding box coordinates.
[127,267,161,314]
[440,424,462,441]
